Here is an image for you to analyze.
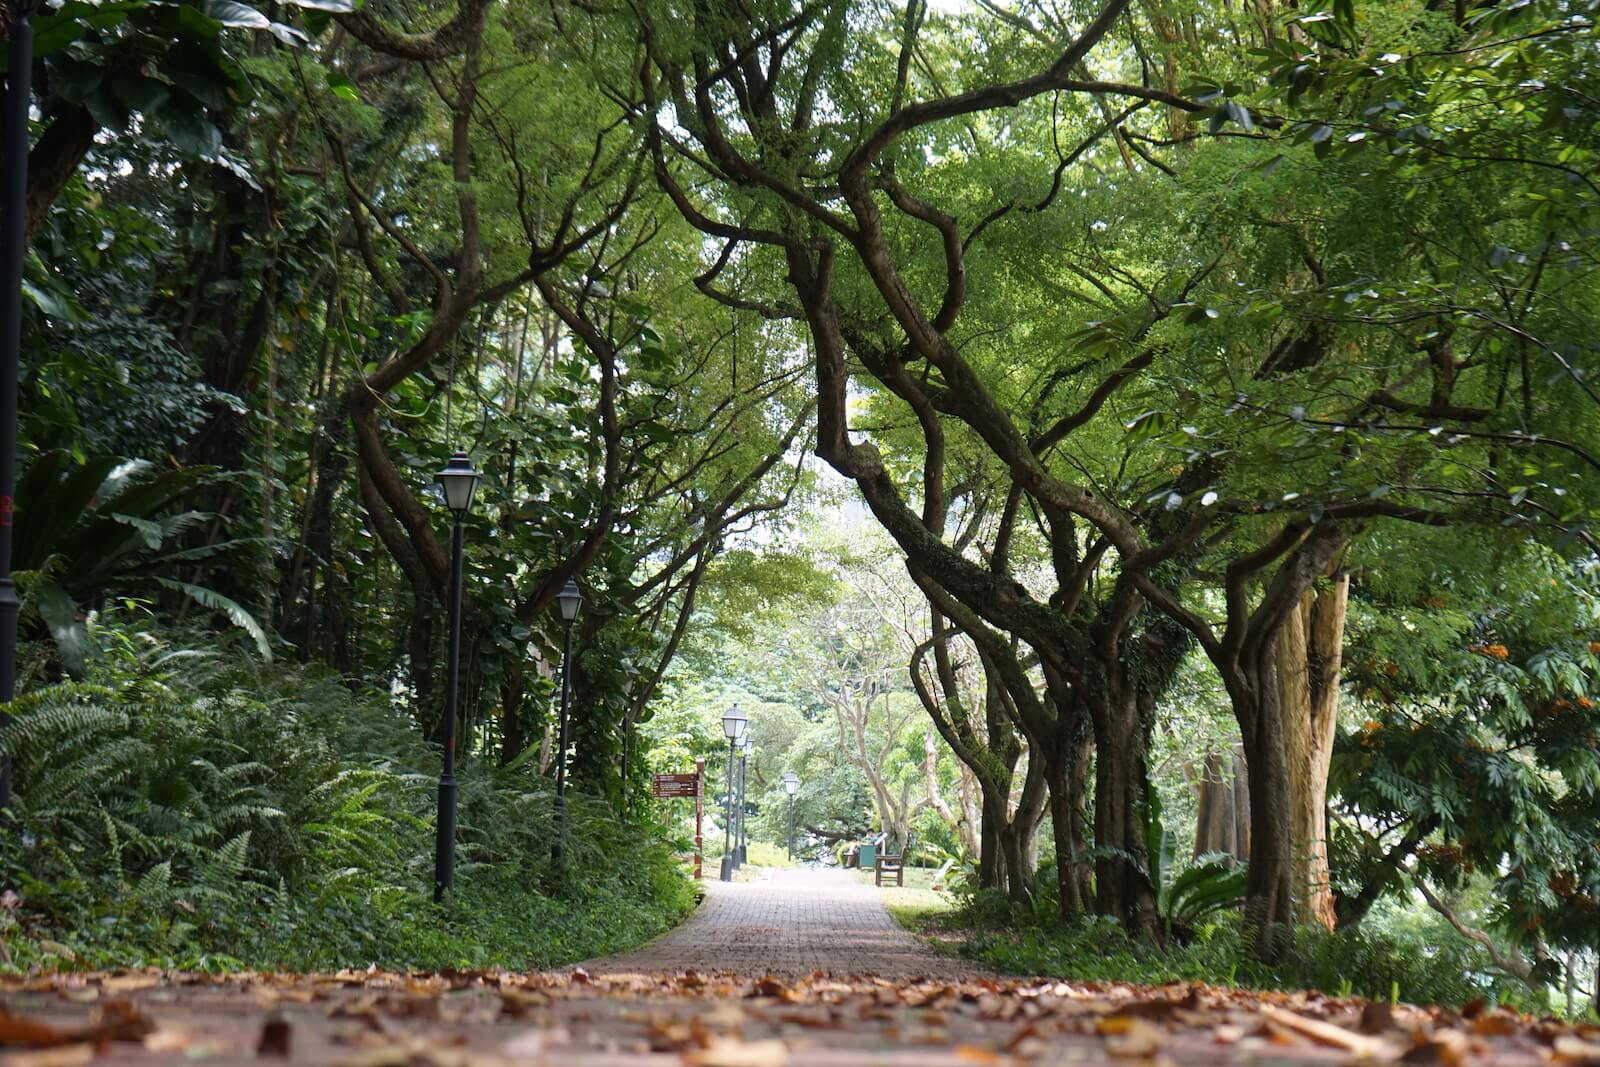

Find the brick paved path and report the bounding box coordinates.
[3,868,1547,1065]
[584,866,967,978]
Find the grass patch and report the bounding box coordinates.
[852,866,966,956]
[951,900,1538,1011]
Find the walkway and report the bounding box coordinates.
[0,867,1567,1065]
[584,866,966,978]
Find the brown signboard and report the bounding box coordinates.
[652,772,700,799]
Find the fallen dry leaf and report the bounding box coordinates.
[1358,1000,1396,1033]
[1466,1010,1519,1037]
[1400,1028,1472,1067]
[87,999,154,1044]
[1099,1016,1165,1058]
[0,1014,76,1050]
[0,1043,96,1067]
[1258,1006,1388,1057]
[331,1039,504,1067]
[1211,1023,1246,1045]
[750,977,794,1001]
[498,1027,570,1058]
[98,975,160,994]
[684,1037,791,1067]
[496,989,550,1018]
[142,1029,193,1053]
[1553,1034,1600,1066]
[700,1003,748,1029]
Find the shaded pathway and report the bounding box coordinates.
[583,866,970,978]
[0,868,1569,1065]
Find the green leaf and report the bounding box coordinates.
[153,578,273,661]
[203,0,269,30]
[110,73,172,117]
[158,102,225,158]
[160,44,239,111]
[33,581,89,679]
[326,71,360,100]
[111,512,165,551]
[21,280,72,319]
[12,452,120,570]
[29,5,137,59]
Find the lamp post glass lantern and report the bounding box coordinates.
[549,578,583,886]
[783,771,800,860]
[718,704,746,881]
[432,452,479,902]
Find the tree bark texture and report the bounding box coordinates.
[1275,572,1349,930]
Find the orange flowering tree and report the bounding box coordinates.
[1330,529,1599,992]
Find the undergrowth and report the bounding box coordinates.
[947,888,1532,1011]
[0,617,697,973]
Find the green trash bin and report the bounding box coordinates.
[857,842,877,870]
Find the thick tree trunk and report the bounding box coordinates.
[1069,729,1095,909]
[1190,747,1250,862]
[978,792,1001,890]
[1235,653,1296,960]
[1276,573,1349,930]
[500,659,526,766]
[1191,750,1236,859]
[995,751,1047,904]
[14,104,99,243]
[1044,749,1088,917]
[1085,683,1159,937]
[1232,747,1251,861]
[999,810,1028,903]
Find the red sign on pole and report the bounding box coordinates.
[652,772,700,798]
[653,765,706,879]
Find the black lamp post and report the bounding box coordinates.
[432,452,479,902]
[0,0,39,822]
[548,578,583,886]
[783,771,800,860]
[734,732,750,867]
[718,703,746,881]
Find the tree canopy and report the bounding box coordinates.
[2,0,1597,1011]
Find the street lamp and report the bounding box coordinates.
[432,452,479,902]
[783,771,800,860]
[0,0,41,822]
[549,578,583,886]
[734,732,751,867]
[719,704,746,881]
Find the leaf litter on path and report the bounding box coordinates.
[0,969,1586,1065]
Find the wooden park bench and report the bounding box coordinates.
[875,833,914,887]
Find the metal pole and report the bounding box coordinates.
[694,757,704,880]
[433,512,466,902]
[787,793,795,861]
[0,0,37,824]
[719,739,735,881]
[734,749,746,867]
[549,615,575,885]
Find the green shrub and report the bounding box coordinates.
[0,618,696,973]
[959,908,1522,1009]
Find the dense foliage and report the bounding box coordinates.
[1,0,1596,1014]
[1,615,695,971]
